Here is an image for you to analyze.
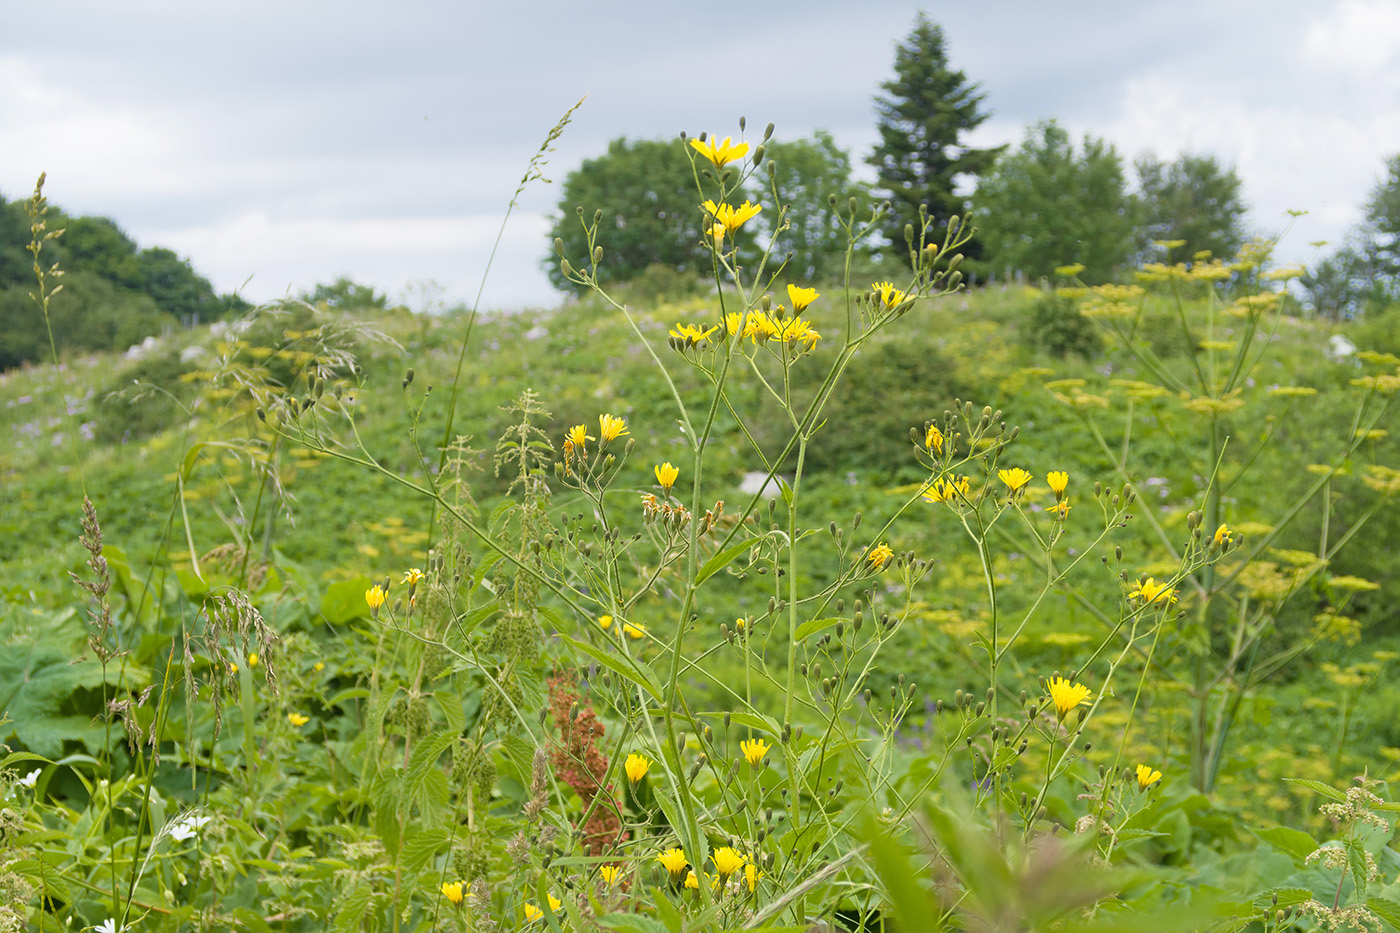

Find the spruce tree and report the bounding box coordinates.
[868,14,1001,254]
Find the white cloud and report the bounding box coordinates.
[1303,0,1400,78]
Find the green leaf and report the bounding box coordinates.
[1367,897,1400,929]
[1284,777,1346,802]
[401,827,451,872]
[794,617,840,642]
[1250,886,1315,910]
[716,711,781,736]
[1113,828,1165,842]
[1253,825,1321,862]
[597,915,671,933]
[695,537,756,585]
[405,731,457,797]
[333,883,374,933]
[320,576,374,625]
[0,641,150,757]
[559,634,663,703]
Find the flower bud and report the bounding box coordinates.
[763,122,774,140]
[561,259,574,278]
[593,245,604,264]
[554,237,565,257]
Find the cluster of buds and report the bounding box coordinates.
[641,492,691,529]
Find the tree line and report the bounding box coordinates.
[546,13,1399,320]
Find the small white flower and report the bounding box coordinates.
[93,920,126,933]
[168,813,211,842]
[19,769,41,788]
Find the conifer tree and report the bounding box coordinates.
[868,14,1001,253]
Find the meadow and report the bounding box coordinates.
[2,138,1400,933]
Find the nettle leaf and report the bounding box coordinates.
[1284,777,1346,802]
[0,640,150,757]
[1252,825,1321,862]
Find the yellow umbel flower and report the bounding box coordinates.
[741,738,771,766]
[625,752,651,783]
[702,199,762,233]
[1213,523,1233,547]
[669,322,720,343]
[691,135,749,167]
[402,567,425,587]
[598,413,629,443]
[998,467,1033,493]
[566,423,594,454]
[1136,764,1162,790]
[441,881,465,906]
[655,462,679,492]
[787,283,819,311]
[1129,577,1178,605]
[523,895,561,922]
[871,280,906,308]
[599,864,622,886]
[656,847,688,876]
[365,585,387,611]
[925,424,944,453]
[1047,471,1069,499]
[287,712,310,727]
[865,543,894,571]
[1047,676,1091,720]
[712,846,747,879]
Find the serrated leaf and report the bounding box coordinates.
[334,883,374,933]
[1250,886,1314,910]
[0,642,150,757]
[402,827,451,872]
[1285,777,1346,801]
[1367,897,1400,929]
[1253,825,1320,861]
[405,731,456,797]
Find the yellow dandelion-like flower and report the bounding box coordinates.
[566,423,594,454]
[365,585,387,611]
[597,614,613,631]
[655,462,679,492]
[865,543,894,571]
[287,712,310,727]
[741,738,771,766]
[247,653,259,668]
[684,869,699,890]
[925,424,944,453]
[1213,523,1232,547]
[998,467,1033,493]
[712,846,747,879]
[442,881,465,906]
[622,621,647,640]
[723,311,746,336]
[1046,471,1069,499]
[598,413,629,443]
[228,662,238,675]
[871,281,906,308]
[599,864,622,886]
[1135,764,1162,790]
[669,322,720,343]
[657,847,688,876]
[1051,500,1071,520]
[744,863,761,892]
[787,283,819,311]
[775,315,822,350]
[625,752,651,783]
[708,222,726,246]
[313,661,325,673]
[691,135,749,167]
[523,895,562,922]
[922,475,970,504]
[402,568,425,587]
[745,310,780,343]
[1047,676,1091,720]
[1129,577,1178,605]
[702,199,762,233]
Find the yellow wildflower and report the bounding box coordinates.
[691,135,749,167]
[1136,764,1162,790]
[775,315,822,350]
[313,661,324,673]
[365,585,387,611]
[786,283,819,311]
[1047,677,1091,720]
[625,752,651,783]
[247,653,259,668]
[657,847,688,876]
[745,310,780,342]
[599,865,622,886]
[597,614,613,631]
[598,413,629,444]
[871,281,906,308]
[523,895,561,922]
[622,621,647,640]
[684,870,699,890]
[287,712,310,727]
[670,322,719,343]
[741,738,771,766]
[566,423,594,454]
[922,475,970,504]
[402,568,425,587]
[1129,577,1178,605]
[744,863,761,892]
[865,543,894,571]
[441,881,465,906]
[228,662,238,675]
[708,222,726,246]
[1051,500,1071,520]
[712,846,746,878]
[1046,471,1069,499]
[998,467,1033,493]
[925,424,944,453]
[1213,523,1232,547]
[655,462,679,492]
[702,199,762,233]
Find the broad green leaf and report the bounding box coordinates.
[597,914,671,933]
[0,641,150,757]
[560,634,663,702]
[405,730,457,797]
[1253,825,1320,862]
[794,617,840,642]
[333,883,374,933]
[1284,777,1346,802]
[695,537,756,585]
[1367,896,1400,929]
[321,576,374,625]
[1250,886,1315,910]
[401,827,451,872]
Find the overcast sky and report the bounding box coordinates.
[4,0,1399,311]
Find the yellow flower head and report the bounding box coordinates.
[566,424,595,456]
[691,135,749,167]
[712,846,747,878]
[247,653,259,668]
[775,315,822,350]
[523,895,561,922]
[922,475,970,504]
[1213,523,1233,547]
[708,222,727,246]
[865,543,894,571]
[925,424,944,453]
[1051,500,1071,520]
[597,614,613,631]
[787,283,819,312]
[871,281,907,308]
[655,462,679,492]
[598,413,629,443]
[702,199,762,233]
[228,662,238,674]
[287,712,310,727]
[441,881,465,906]
[741,738,771,766]
[313,661,325,673]
[1135,763,1162,790]
[745,310,779,343]
[1047,471,1069,499]
[365,585,387,611]
[622,621,647,640]
[684,869,700,890]
[625,752,651,783]
[1129,577,1178,605]
[599,864,622,886]
[998,467,1033,494]
[402,568,425,587]
[1047,676,1092,720]
[669,322,720,343]
[657,847,688,876]
[744,863,761,892]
